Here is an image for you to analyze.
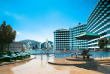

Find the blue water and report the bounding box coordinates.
[27,50,110,58]
[88,51,110,58]
[26,50,54,54]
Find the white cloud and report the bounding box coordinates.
[16,31,21,35]
[4,11,23,20]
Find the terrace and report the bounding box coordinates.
[0,53,110,74]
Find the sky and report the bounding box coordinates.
[0,0,99,42]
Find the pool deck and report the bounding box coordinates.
[48,56,110,74]
[96,58,110,73]
[0,55,110,74]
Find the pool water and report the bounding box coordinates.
[54,52,110,58]
[27,50,110,58]
[88,51,110,58]
[27,50,54,54]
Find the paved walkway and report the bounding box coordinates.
[0,55,110,74]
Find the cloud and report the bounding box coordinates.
[4,11,23,20]
[16,31,21,35]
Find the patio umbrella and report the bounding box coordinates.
[75,32,100,40]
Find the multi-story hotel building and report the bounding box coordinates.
[70,23,87,50]
[54,0,110,51]
[87,0,110,49]
[54,29,69,52]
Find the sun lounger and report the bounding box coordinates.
[71,50,92,59]
[0,56,4,63]
[0,52,11,62]
[14,51,26,60]
[25,52,30,58]
[81,54,92,59]
[14,51,22,59]
[81,50,92,59]
[71,53,81,58]
[7,51,17,61]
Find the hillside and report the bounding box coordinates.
[19,39,53,49]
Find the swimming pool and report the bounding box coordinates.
[27,50,110,58]
[27,50,54,54]
[88,51,110,58]
[53,52,110,58]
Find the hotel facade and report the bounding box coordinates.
[87,0,110,49]
[71,24,87,50]
[54,0,110,51]
[54,29,69,52]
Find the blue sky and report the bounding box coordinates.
[0,0,98,42]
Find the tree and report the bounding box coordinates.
[5,25,16,50]
[108,38,110,44]
[98,38,104,49]
[103,37,108,49]
[0,21,16,52]
[98,37,108,51]
[0,21,7,51]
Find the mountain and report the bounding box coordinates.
[19,39,40,44]
[19,39,41,49]
[19,39,53,49]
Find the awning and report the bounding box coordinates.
[75,32,100,40]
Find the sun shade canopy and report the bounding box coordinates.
[75,32,100,40]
